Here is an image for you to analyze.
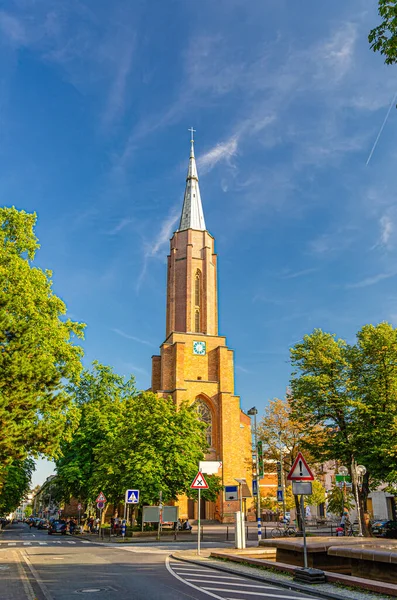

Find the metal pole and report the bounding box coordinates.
[197,488,201,556]
[301,495,308,569]
[280,437,286,523]
[253,412,262,543]
[352,460,363,537]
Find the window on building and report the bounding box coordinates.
[195,270,201,307]
[195,309,200,333]
[194,399,212,447]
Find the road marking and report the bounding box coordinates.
[184,576,246,581]
[19,551,54,600]
[23,542,31,546]
[196,582,275,589]
[66,541,76,544]
[8,542,16,546]
[14,550,36,600]
[166,557,224,600]
[203,589,315,599]
[39,542,48,545]
[81,541,91,544]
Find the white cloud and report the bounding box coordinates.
[102,38,134,126]
[111,328,154,347]
[380,215,393,247]
[0,11,26,45]
[107,218,133,235]
[198,136,238,174]
[346,271,397,289]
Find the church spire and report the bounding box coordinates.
[178,128,206,231]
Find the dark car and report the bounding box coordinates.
[37,519,49,530]
[48,520,67,535]
[372,520,397,538]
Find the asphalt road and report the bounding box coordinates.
[0,523,320,600]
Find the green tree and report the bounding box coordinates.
[0,207,85,488]
[0,458,34,515]
[258,397,325,530]
[289,324,397,536]
[55,362,136,504]
[306,480,326,509]
[24,505,33,518]
[369,1,397,64]
[326,486,355,517]
[91,392,209,508]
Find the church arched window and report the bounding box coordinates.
[194,399,212,447]
[195,309,200,333]
[195,269,201,307]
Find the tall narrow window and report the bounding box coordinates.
[195,269,201,307]
[195,309,200,333]
[194,399,212,447]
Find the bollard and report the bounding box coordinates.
[201,525,203,541]
[226,525,229,541]
[264,526,267,539]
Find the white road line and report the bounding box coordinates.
[66,541,76,544]
[182,575,245,581]
[8,542,16,546]
[20,551,54,600]
[38,542,48,545]
[193,581,274,589]
[23,542,31,545]
[81,541,91,544]
[166,557,224,600]
[203,589,315,599]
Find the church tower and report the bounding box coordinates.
[151,132,252,522]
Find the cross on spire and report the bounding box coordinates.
[188,126,196,143]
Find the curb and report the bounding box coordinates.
[169,553,356,600]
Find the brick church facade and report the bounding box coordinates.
[150,134,253,523]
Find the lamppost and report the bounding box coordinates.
[247,407,261,543]
[278,431,287,526]
[339,462,366,536]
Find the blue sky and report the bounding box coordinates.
[2,1,397,485]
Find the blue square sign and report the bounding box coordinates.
[125,489,140,504]
[277,489,283,502]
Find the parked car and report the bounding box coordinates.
[37,519,49,530]
[372,519,397,538]
[48,520,67,535]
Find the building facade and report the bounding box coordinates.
[150,135,253,522]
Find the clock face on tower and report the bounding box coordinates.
[193,341,206,355]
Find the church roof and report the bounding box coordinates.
[178,132,206,232]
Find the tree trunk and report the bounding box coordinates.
[294,494,302,531]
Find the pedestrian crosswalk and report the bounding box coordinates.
[0,540,92,547]
[167,559,320,600]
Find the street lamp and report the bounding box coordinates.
[278,431,287,527]
[339,462,366,536]
[247,407,261,543]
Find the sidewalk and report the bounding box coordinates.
[170,547,396,600]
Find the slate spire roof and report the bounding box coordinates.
[178,130,206,231]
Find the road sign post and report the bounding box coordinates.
[77,503,82,526]
[190,471,209,556]
[287,453,325,584]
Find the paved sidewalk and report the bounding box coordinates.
[170,547,395,600]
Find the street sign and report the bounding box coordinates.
[277,489,283,502]
[199,460,222,474]
[97,501,105,509]
[77,503,82,511]
[225,485,238,500]
[190,471,209,489]
[125,489,140,504]
[277,461,282,487]
[287,452,314,481]
[335,474,351,483]
[292,481,313,495]
[252,479,258,496]
[257,441,264,478]
[96,492,107,503]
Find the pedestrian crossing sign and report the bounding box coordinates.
[96,491,107,503]
[125,489,140,504]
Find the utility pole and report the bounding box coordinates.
[248,407,262,543]
[278,431,287,523]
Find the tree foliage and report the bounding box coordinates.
[369,1,397,64]
[289,323,397,535]
[56,363,211,509]
[0,207,85,488]
[0,458,34,515]
[326,486,355,517]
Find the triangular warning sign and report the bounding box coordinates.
[287,452,314,481]
[96,491,107,503]
[190,471,209,489]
